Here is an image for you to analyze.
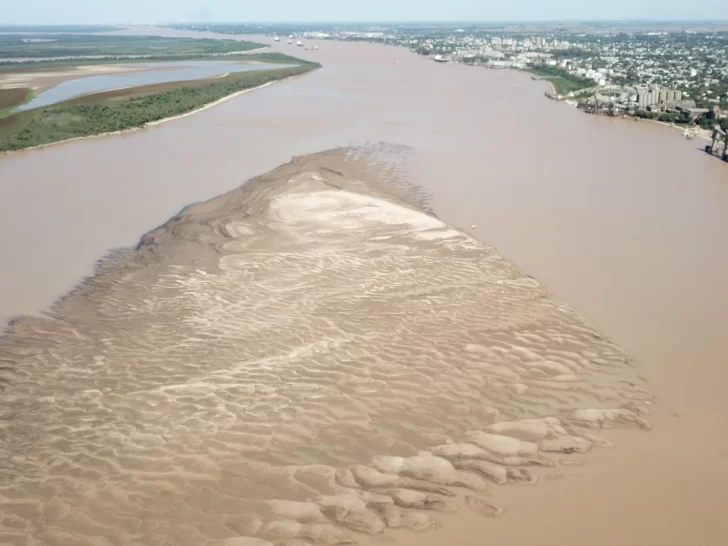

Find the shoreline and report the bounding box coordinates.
[642,116,713,141]
[525,72,715,142]
[0,72,306,155]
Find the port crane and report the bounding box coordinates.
[704,126,728,161]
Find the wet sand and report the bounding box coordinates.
[1,32,727,546]
[0,146,654,546]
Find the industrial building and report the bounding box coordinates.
[636,85,683,108]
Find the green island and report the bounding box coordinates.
[0,34,266,61]
[0,25,122,33]
[526,66,594,96]
[0,54,320,152]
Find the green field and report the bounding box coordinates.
[0,34,265,61]
[528,66,594,96]
[0,55,319,152]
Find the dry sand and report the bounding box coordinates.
[0,146,654,546]
[0,64,154,93]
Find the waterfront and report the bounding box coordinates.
[1,31,727,545]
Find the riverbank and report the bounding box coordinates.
[643,116,713,141]
[0,60,319,152]
[525,72,718,143]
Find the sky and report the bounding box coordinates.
[2,0,724,25]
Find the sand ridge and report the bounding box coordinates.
[0,145,653,546]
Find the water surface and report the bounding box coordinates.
[17,60,294,110]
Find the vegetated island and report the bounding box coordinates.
[0,34,267,61]
[0,54,319,152]
[0,24,122,33]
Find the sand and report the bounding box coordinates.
[0,146,655,546]
[0,64,156,94]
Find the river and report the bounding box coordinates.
[0,29,727,545]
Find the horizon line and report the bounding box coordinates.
[4,19,728,26]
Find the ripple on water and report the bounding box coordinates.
[0,144,652,546]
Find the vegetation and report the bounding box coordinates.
[0,59,319,152]
[0,35,265,60]
[0,53,303,120]
[527,66,593,96]
[0,25,120,33]
[634,109,659,120]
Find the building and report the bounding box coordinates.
[676,99,697,110]
[637,86,682,108]
[685,107,710,120]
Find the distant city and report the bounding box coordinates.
[169,22,728,133]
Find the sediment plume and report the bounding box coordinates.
[0,144,652,546]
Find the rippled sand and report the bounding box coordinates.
[0,145,653,546]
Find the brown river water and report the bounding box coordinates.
[0,30,727,546]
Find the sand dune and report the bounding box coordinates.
[0,146,652,546]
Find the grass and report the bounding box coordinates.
[544,76,592,96]
[528,66,594,96]
[0,59,320,152]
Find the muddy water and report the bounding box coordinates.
[1,32,727,545]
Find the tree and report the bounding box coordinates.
[658,112,678,123]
